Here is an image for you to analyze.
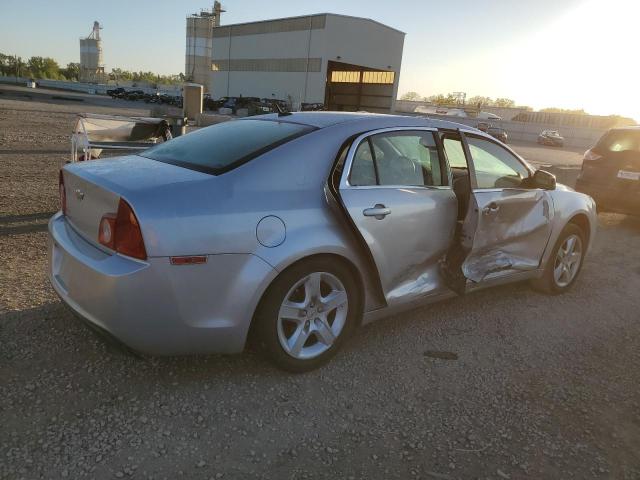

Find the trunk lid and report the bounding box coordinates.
[62,155,211,247]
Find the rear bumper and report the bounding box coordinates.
[48,213,277,355]
[575,178,640,215]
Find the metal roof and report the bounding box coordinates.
[214,13,405,35]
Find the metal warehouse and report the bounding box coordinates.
[186,3,405,112]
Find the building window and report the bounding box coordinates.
[212,58,321,72]
[362,71,395,84]
[330,71,361,83]
[330,70,395,84]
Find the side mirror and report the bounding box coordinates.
[530,169,556,190]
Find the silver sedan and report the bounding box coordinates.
[49,113,597,371]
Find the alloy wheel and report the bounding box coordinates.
[553,234,583,288]
[277,272,349,360]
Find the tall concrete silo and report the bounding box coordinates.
[185,2,224,92]
[80,21,106,83]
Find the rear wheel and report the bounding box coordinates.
[253,258,360,372]
[531,223,586,294]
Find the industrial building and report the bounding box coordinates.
[186,4,405,112]
[79,21,106,83]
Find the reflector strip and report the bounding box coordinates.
[170,256,208,265]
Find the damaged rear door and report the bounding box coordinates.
[455,134,555,284]
[338,128,458,304]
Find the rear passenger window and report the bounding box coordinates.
[443,137,467,168]
[349,140,377,186]
[349,131,444,187]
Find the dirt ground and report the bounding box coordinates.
[1,89,639,480]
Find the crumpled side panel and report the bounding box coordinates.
[462,189,553,283]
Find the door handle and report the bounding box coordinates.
[363,204,391,219]
[482,202,500,215]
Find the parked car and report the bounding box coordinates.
[107,87,126,98]
[124,90,145,101]
[51,113,596,372]
[538,130,565,147]
[575,126,640,215]
[204,95,228,111]
[158,94,181,106]
[222,96,260,113]
[301,102,326,111]
[487,126,508,144]
[476,122,491,132]
[476,111,502,121]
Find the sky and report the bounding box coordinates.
[1,0,638,119]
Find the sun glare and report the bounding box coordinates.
[408,0,640,121]
[501,0,640,120]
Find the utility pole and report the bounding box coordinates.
[14,55,20,84]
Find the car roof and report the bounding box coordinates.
[244,111,482,132]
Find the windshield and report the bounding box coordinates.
[140,119,314,174]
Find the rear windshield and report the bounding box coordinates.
[596,129,640,153]
[140,119,315,174]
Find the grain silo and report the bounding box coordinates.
[185,2,224,91]
[80,21,106,83]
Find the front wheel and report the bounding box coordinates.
[252,258,360,372]
[531,224,586,294]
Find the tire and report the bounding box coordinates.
[252,257,361,373]
[531,223,586,295]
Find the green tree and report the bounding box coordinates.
[0,53,13,76]
[467,95,493,108]
[494,97,515,108]
[400,91,422,101]
[426,93,458,106]
[0,54,25,77]
[109,68,133,81]
[26,56,61,79]
[60,62,80,81]
[108,68,184,85]
[540,107,586,114]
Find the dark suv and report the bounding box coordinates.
[575,126,640,215]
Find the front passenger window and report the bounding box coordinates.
[467,137,530,189]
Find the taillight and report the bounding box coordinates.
[59,170,67,215]
[583,149,602,162]
[98,199,147,260]
[115,199,147,260]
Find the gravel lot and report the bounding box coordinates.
[507,142,585,168]
[1,90,639,480]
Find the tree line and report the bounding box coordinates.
[400,91,605,115]
[0,53,80,81]
[400,91,520,109]
[400,90,633,121]
[0,52,184,85]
